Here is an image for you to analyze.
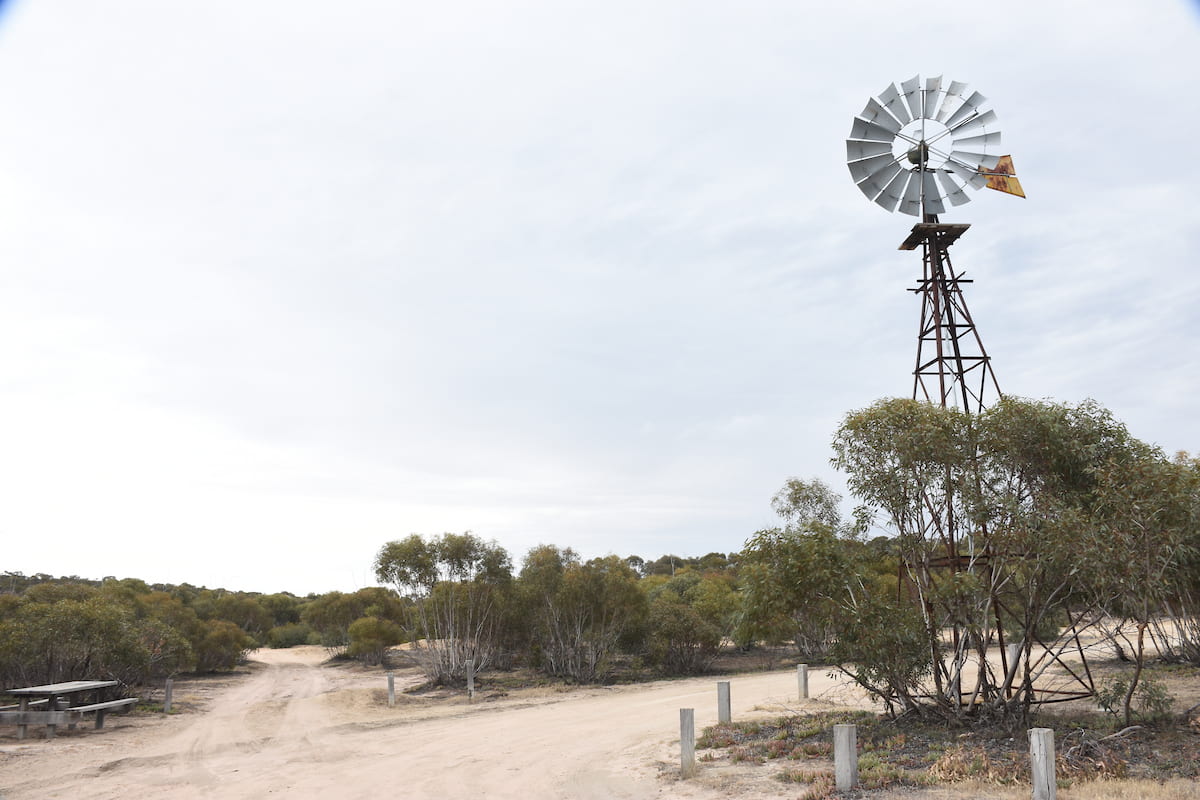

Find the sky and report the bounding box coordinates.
[1,1,1198,596]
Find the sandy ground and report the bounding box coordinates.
[0,647,872,799]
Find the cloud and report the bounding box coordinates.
[0,1,1197,593]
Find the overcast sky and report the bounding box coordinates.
[1,1,1198,595]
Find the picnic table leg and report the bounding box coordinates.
[16,697,28,740]
[46,693,58,739]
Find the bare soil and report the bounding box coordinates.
[0,646,1195,799]
[0,646,870,799]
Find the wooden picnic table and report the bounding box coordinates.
[3,680,121,740]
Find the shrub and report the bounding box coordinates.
[266,622,319,649]
[646,591,721,674]
[193,619,254,672]
[347,616,404,665]
[1096,674,1174,722]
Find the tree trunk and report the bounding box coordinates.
[1122,620,1147,728]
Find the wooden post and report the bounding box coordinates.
[164,679,173,714]
[834,723,858,791]
[387,672,396,707]
[798,664,809,699]
[1029,727,1056,800]
[680,708,696,778]
[467,663,475,701]
[717,681,731,723]
[16,697,28,740]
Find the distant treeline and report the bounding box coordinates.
[0,546,773,689]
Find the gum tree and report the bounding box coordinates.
[374,532,512,685]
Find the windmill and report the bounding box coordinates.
[847,74,1023,413]
[844,77,1093,711]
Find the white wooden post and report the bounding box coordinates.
[1029,727,1056,800]
[834,723,858,791]
[467,663,475,701]
[680,708,696,778]
[387,672,395,707]
[798,663,809,699]
[717,681,731,723]
[164,679,173,713]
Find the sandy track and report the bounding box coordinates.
[0,648,865,799]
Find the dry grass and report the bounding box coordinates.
[695,697,1200,799]
[876,780,1198,799]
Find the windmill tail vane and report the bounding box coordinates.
[979,154,1026,198]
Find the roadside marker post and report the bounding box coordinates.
[680,708,697,778]
[834,723,858,791]
[1030,727,1056,800]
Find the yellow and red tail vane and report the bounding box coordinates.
[980,154,1026,198]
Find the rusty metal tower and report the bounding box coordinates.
[900,221,999,412]
[841,76,1097,713]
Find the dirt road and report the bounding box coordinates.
[0,648,865,799]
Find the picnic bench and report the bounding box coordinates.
[2,680,137,739]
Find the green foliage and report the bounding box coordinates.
[740,525,854,657]
[374,532,513,685]
[646,589,721,674]
[259,593,303,626]
[739,478,867,658]
[209,593,274,643]
[347,616,405,665]
[770,478,846,531]
[266,622,319,648]
[301,587,405,653]
[828,589,931,716]
[825,395,1197,719]
[192,619,255,672]
[0,592,190,686]
[1096,674,1174,722]
[518,547,647,682]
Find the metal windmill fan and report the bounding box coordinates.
[847,75,1005,217]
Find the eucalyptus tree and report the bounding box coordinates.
[1084,451,1200,723]
[831,396,1185,721]
[518,546,646,682]
[740,479,871,660]
[374,532,512,685]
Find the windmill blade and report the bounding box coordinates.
[921,170,947,216]
[936,80,971,122]
[850,116,897,143]
[946,158,989,189]
[901,75,924,121]
[944,147,988,169]
[953,131,1002,151]
[923,75,943,119]
[936,170,971,206]
[875,168,911,212]
[849,152,900,184]
[859,161,906,203]
[951,108,998,136]
[877,83,911,125]
[943,90,987,129]
[897,170,925,216]
[948,149,998,170]
[846,138,893,161]
[861,97,902,131]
